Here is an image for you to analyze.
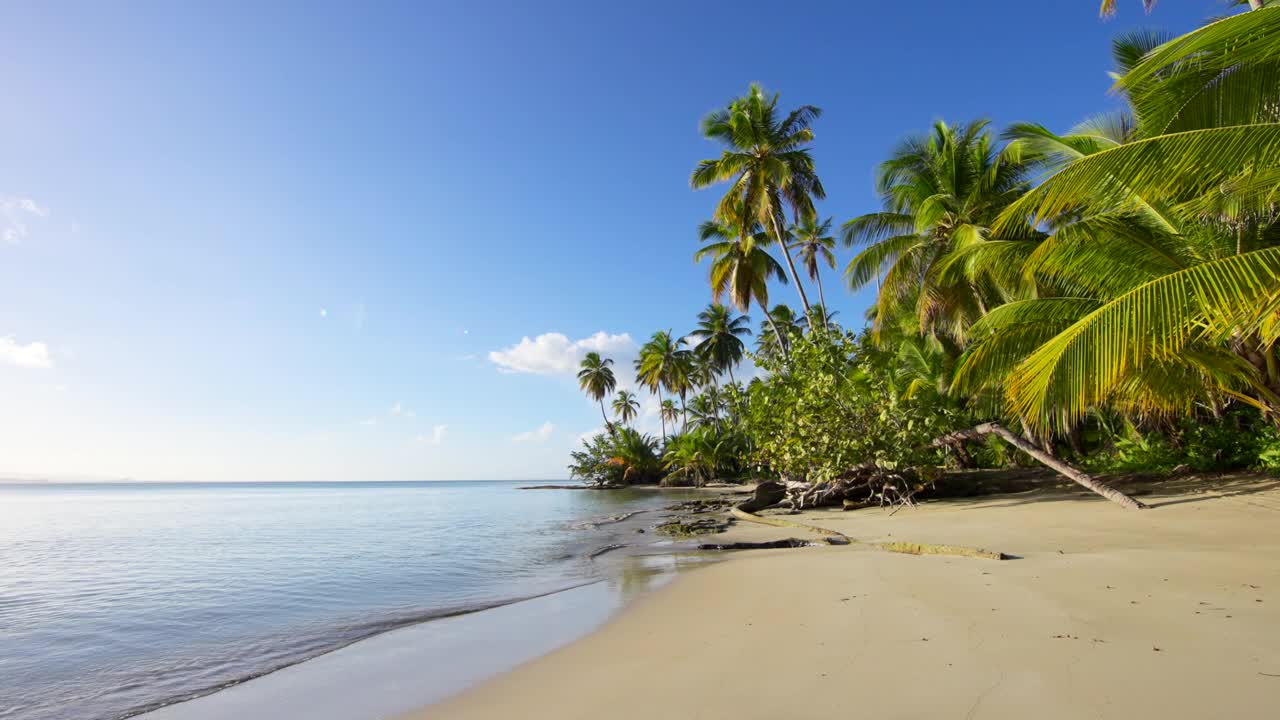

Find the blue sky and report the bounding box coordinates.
[0,0,1223,481]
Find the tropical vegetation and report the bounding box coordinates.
[570,4,1280,507]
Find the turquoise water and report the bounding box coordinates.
[0,481,696,720]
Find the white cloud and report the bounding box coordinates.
[390,402,403,415]
[488,331,635,375]
[513,421,556,443]
[418,424,447,446]
[358,417,378,426]
[0,336,53,369]
[574,427,606,446]
[2,196,49,245]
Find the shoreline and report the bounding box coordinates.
[407,475,1280,719]
[135,493,730,720]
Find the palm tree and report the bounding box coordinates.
[1098,0,1158,17]
[611,390,639,427]
[659,399,681,434]
[576,352,616,432]
[695,208,790,356]
[692,83,825,326]
[788,215,837,309]
[954,9,1280,437]
[635,331,692,439]
[755,304,804,362]
[689,304,752,383]
[843,119,1036,343]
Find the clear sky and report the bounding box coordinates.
[0,0,1224,481]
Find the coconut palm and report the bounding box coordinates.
[955,9,1280,436]
[576,352,616,432]
[689,304,752,383]
[692,83,825,325]
[611,390,639,427]
[788,215,837,309]
[755,304,805,362]
[659,399,681,433]
[695,211,790,356]
[843,119,1037,343]
[635,331,692,439]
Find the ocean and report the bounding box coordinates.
[0,481,703,720]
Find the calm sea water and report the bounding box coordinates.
[0,481,696,720]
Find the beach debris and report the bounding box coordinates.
[654,515,731,537]
[730,507,1011,560]
[589,544,626,558]
[573,510,646,530]
[875,541,1008,561]
[697,538,817,550]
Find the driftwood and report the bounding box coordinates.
[698,538,817,550]
[730,507,1007,559]
[729,507,847,538]
[875,541,1007,560]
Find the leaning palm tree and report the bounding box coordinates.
[843,119,1036,343]
[692,83,825,325]
[611,390,639,427]
[576,352,616,432]
[635,331,692,439]
[689,304,752,383]
[788,215,837,309]
[696,212,790,356]
[959,8,1280,438]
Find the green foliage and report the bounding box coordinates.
[1086,410,1280,473]
[662,425,750,486]
[568,428,663,487]
[742,329,973,483]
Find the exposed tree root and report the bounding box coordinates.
[726,507,1007,560]
[697,538,818,550]
[874,541,1007,560]
[729,507,847,538]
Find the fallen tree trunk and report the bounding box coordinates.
[932,422,1147,510]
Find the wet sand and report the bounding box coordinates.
[409,476,1280,719]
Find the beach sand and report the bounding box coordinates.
[408,475,1280,719]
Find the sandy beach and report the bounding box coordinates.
[409,475,1280,719]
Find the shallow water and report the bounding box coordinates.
[0,481,700,720]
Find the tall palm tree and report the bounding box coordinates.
[843,119,1036,343]
[576,352,616,432]
[635,331,692,439]
[611,390,639,427]
[692,83,825,326]
[696,213,790,356]
[689,304,752,383]
[788,215,837,309]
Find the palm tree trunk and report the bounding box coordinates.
[764,312,792,361]
[815,271,827,313]
[600,399,614,436]
[934,423,1147,510]
[680,391,688,432]
[766,211,813,323]
[657,387,667,439]
[728,365,736,384]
